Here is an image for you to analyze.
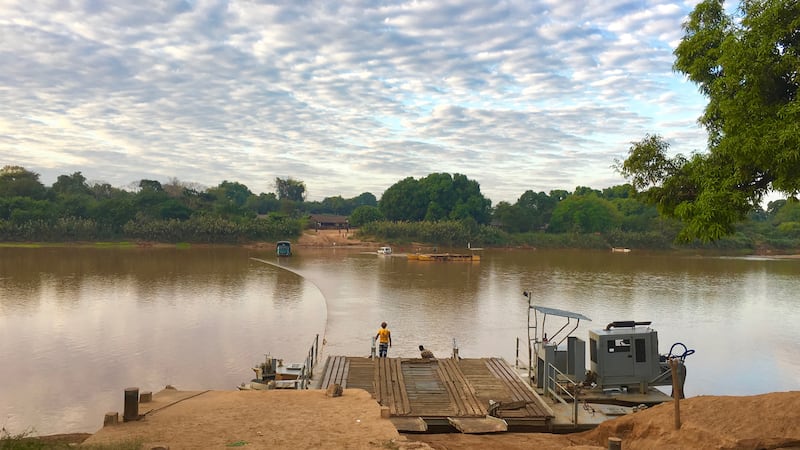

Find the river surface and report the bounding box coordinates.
[1,246,799,435]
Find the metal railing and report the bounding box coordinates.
[545,362,580,425]
[297,334,320,389]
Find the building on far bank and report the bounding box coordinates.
[308,214,349,230]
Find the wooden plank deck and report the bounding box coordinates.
[462,358,553,424]
[318,356,552,428]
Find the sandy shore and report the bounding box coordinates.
[79,387,800,450]
[294,228,372,248]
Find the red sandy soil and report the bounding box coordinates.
[79,388,800,450]
[295,228,371,247]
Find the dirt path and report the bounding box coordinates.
[296,229,373,248]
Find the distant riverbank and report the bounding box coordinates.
[3,228,800,257]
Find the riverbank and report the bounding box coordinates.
[295,229,372,248]
[4,227,800,256]
[70,388,800,449]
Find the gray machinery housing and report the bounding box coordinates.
[588,321,673,391]
[535,321,678,393]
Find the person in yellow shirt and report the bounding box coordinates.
[375,321,392,357]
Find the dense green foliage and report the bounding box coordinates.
[379,173,492,224]
[348,205,384,227]
[620,0,800,241]
[2,165,800,251]
[359,219,501,248]
[0,166,303,243]
[274,177,307,202]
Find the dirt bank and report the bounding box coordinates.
[80,388,800,450]
[296,229,372,248]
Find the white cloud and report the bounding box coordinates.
[0,0,708,203]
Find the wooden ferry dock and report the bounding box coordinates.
[319,356,563,433]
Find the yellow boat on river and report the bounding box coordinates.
[408,253,480,262]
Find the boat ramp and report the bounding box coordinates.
[317,355,616,433]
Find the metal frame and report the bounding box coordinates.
[523,291,591,387]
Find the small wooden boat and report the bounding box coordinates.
[238,354,307,390]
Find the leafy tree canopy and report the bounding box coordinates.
[275,177,306,202]
[514,190,557,232]
[379,173,492,224]
[0,165,47,199]
[351,192,378,207]
[52,172,91,196]
[349,205,384,227]
[139,179,163,192]
[379,177,428,221]
[549,194,623,234]
[212,180,253,207]
[620,0,800,241]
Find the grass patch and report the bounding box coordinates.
[0,428,142,450]
[0,243,43,248]
[81,439,143,450]
[175,242,192,249]
[0,242,138,249]
[93,241,135,248]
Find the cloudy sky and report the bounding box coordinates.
[1,0,710,204]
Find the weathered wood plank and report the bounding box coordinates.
[373,358,384,404]
[330,356,551,425]
[390,417,427,432]
[402,360,452,416]
[448,416,508,434]
[321,356,347,388]
[437,359,481,416]
[389,358,401,415]
[486,358,529,401]
[320,356,335,388]
[436,360,464,415]
[377,358,393,414]
[393,358,411,414]
[341,357,374,394]
[330,356,344,385]
[441,359,485,415]
[341,358,350,389]
[485,358,553,418]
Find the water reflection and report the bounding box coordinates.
[0,247,798,436]
[267,267,305,307]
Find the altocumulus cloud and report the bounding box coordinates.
[0,0,707,203]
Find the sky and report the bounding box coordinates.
[0,0,712,204]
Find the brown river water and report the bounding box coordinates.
[1,246,798,435]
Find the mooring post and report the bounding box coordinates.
[670,358,682,430]
[123,387,139,422]
[103,412,119,427]
[608,436,622,450]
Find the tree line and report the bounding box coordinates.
[0,167,312,243]
[2,165,800,251]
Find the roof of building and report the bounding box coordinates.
[309,214,349,224]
